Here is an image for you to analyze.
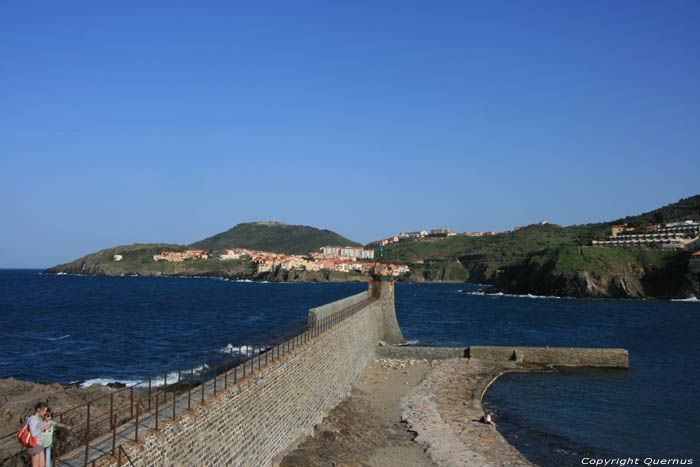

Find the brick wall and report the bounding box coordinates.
[100,292,385,466]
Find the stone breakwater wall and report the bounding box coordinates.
[377,346,629,368]
[468,346,629,368]
[376,346,466,360]
[99,283,398,467]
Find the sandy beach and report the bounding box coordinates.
[279,357,535,467]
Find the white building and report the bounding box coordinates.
[320,246,374,260]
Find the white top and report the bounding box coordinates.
[27,415,44,445]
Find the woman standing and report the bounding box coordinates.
[27,402,50,467]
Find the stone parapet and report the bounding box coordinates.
[376,346,466,360]
[308,290,369,324]
[99,297,385,466]
[467,346,629,368]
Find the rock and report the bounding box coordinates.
[0,378,142,466]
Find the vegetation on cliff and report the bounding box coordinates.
[611,194,700,228]
[492,247,699,299]
[379,195,700,298]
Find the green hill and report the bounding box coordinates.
[611,194,700,228]
[376,195,700,298]
[43,222,362,279]
[189,221,361,255]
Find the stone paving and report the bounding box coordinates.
[279,359,436,467]
[401,358,537,467]
[280,357,548,467]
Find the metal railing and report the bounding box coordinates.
[0,295,375,467]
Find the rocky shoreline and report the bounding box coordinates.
[0,378,140,466]
[41,267,700,299]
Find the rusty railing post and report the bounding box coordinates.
[148,379,152,411]
[112,415,117,457]
[110,393,114,430]
[164,373,168,404]
[155,393,159,430]
[224,351,228,389]
[118,445,123,467]
[84,402,91,467]
[130,386,134,419]
[188,363,193,411]
[135,404,139,443]
[175,367,181,418]
[251,343,255,373]
[201,360,206,404]
[213,352,217,395]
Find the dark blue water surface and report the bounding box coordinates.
[1,271,698,465]
[396,283,700,465]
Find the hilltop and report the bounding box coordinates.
[189,221,361,255]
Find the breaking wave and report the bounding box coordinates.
[46,334,71,341]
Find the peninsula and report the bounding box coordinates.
[44,196,700,299]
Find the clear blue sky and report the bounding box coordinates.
[2,1,699,268]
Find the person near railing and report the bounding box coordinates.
[42,408,72,467]
[27,402,50,467]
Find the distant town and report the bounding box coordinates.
[151,246,410,277]
[592,220,700,251]
[366,222,557,247]
[143,220,700,277]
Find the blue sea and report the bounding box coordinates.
[1,270,698,465]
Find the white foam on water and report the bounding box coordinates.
[466,291,564,300]
[79,378,141,389]
[220,344,260,355]
[146,370,184,388]
[671,296,699,302]
[46,334,71,341]
[79,365,210,389]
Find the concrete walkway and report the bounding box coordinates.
[401,358,542,467]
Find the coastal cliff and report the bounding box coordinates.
[487,247,700,299]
